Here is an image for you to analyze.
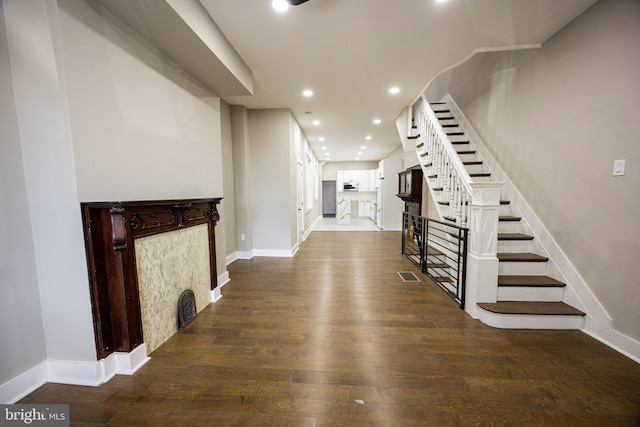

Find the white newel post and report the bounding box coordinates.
[464,182,503,319]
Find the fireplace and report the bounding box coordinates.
[81,198,222,359]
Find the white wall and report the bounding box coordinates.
[321,161,379,181]
[248,109,294,252]
[0,3,47,385]
[2,0,97,369]
[438,0,640,339]
[59,0,224,201]
[1,0,229,396]
[231,106,253,254]
[220,101,237,264]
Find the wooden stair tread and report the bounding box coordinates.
[463,161,483,165]
[456,150,476,155]
[499,215,521,222]
[426,263,448,269]
[497,253,549,262]
[452,141,470,145]
[439,200,509,206]
[498,233,534,241]
[427,246,444,256]
[498,275,565,288]
[477,301,585,316]
[446,131,465,136]
[430,276,454,283]
[469,173,491,177]
[407,135,420,140]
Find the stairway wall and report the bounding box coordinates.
[438,0,640,341]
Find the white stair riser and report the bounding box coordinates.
[477,309,585,330]
[465,165,486,175]
[498,262,548,275]
[470,175,493,183]
[457,152,479,162]
[497,286,564,302]
[499,204,513,216]
[498,221,522,233]
[448,134,469,142]
[497,240,534,253]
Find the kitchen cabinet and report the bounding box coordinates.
[337,169,377,192]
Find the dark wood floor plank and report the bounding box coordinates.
[18,231,640,425]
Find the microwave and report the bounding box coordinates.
[343,183,359,191]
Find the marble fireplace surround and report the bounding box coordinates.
[81,198,222,360]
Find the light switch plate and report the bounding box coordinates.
[613,159,626,176]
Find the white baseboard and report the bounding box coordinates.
[218,271,230,287]
[0,361,47,404]
[253,248,295,257]
[227,243,304,263]
[1,345,150,404]
[583,328,640,364]
[111,344,150,376]
[232,250,254,261]
[211,288,222,302]
[305,216,321,240]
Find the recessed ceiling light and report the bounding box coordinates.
[361,146,366,149]
[272,0,289,12]
[322,146,327,150]
[373,119,381,124]
[303,89,313,97]
[319,137,325,142]
[389,86,400,94]
[355,157,360,160]
[365,136,372,140]
[313,120,320,126]
[357,152,363,155]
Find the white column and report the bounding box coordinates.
[464,182,503,318]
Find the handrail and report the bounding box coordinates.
[413,97,473,226]
[421,95,473,187]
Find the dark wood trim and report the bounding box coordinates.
[81,198,222,359]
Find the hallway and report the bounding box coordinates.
[20,231,640,425]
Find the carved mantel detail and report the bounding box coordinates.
[81,198,222,359]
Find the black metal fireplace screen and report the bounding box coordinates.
[177,289,197,330]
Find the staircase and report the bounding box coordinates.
[412,99,586,329]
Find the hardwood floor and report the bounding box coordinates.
[20,231,640,426]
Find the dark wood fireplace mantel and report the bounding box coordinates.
[81,198,222,359]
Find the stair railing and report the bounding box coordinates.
[413,97,472,226]
[401,212,469,309]
[410,95,505,319]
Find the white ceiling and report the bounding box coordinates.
[198,0,597,163]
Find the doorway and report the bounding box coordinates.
[322,180,336,217]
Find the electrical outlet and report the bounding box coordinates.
[613,159,626,176]
[240,234,246,241]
